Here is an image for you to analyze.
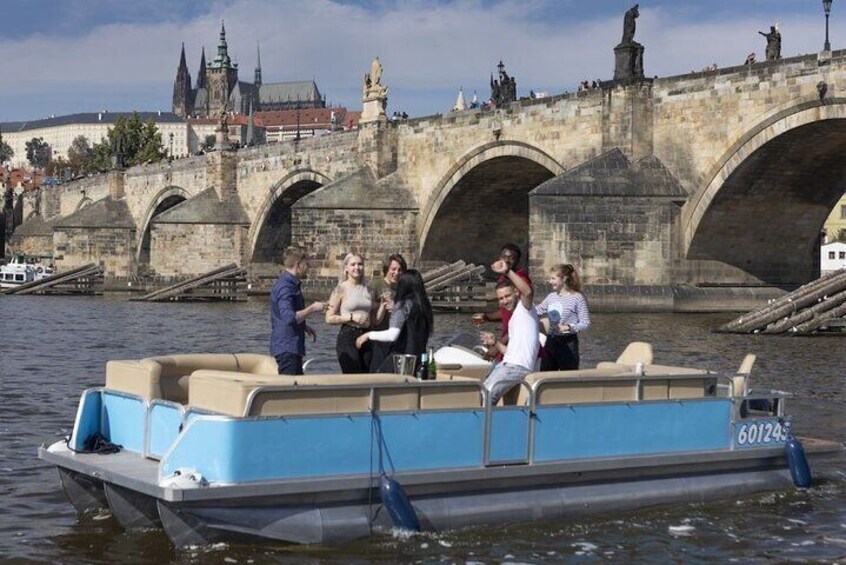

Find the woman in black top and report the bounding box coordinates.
[356,269,433,373]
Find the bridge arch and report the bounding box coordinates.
[248,169,331,264]
[418,141,564,265]
[136,186,189,266]
[683,98,846,284]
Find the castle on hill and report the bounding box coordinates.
[172,21,326,118]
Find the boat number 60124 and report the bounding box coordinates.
[735,420,787,446]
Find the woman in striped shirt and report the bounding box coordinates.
[535,264,590,370]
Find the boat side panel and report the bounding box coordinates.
[148,403,184,459]
[377,411,484,471]
[489,409,530,463]
[102,392,146,453]
[69,389,102,451]
[161,410,486,484]
[533,399,732,462]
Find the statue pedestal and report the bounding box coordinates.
[614,42,645,82]
[361,95,387,124]
[215,127,229,151]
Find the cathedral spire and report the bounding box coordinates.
[255,43,262,87]
[211,19,232,69]
[172,42,193,117]
[178,42,188,72]
[196,46,207,90]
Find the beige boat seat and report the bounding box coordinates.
[188,371,484,417]
[517,368,637,406]
[434,363,491,381]
[509,363,711,407]
[596,341,654,371]
[733,354,756,397]
[105,353,279,403]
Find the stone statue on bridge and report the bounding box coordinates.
[363,57,388,100]
[614,4,645,82]
[759,26,782,61]
[490,61,517,107]
[110,131,125,169]
[621,4,639,45]
[361,57,388,123]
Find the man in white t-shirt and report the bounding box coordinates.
[480,258,540,404]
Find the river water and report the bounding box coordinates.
[0,295,844,564]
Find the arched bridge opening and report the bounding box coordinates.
[420,155,556,267]
[137,188,188,268]
[250,172,328,269]
[687,115,846,286]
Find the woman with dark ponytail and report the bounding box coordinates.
[535,264,590,370]
[356,269,433,372]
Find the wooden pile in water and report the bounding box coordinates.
[132,264,247,302]
[422,260,492,311]
[3,264,103,295]
[716,269,846,334]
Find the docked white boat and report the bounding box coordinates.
[0,254,53,289]
[39,341,841,547]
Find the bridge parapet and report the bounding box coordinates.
[653,49,846,193]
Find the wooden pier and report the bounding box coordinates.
[3,264,103,296]
[131,264,247,302]
[717,269,846,334]
[422,260,493,311]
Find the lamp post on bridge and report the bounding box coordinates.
[824,0,833,52]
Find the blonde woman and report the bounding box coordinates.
[326,253,378,373]
[535,264,590,370]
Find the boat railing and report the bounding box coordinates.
[241,379,489,419]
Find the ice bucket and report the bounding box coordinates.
[392,353,418,376]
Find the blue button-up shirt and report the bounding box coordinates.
[270,271,306,357]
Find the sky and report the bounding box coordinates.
[0,0,842,122]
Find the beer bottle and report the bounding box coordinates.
[427,346,437,380]
[416,352,429,380]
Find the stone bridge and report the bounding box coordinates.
[12,50,846,302]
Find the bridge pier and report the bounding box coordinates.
[291,166,418,292]
[529,150,686,303]
[52,170,138,278]
[147,147,250,277]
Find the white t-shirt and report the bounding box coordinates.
[503,300,540,371]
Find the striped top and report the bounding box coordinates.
[535,291,590,335]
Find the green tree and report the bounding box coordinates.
[202,134,216,151]
[0,128,13,165]
[67,135,94,175]
[90,113,166,170]
[135,120,166,164]
[25,137,51,168]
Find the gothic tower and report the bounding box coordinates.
[255,44,262,87]
[206,20,238,117]
[172,43,192,117]
[196,46,207,90]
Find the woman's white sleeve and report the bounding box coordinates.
[367,327,401,342]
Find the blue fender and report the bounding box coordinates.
[785,433,812,488]
[380,475,420,531]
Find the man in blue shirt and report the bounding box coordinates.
[270,246,325,375]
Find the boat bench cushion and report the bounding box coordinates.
[514,365,711,406]
[105,353,279,403]
[188,371,483,416]
[433,363,491,381]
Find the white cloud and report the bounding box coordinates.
[0,0,837,120]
